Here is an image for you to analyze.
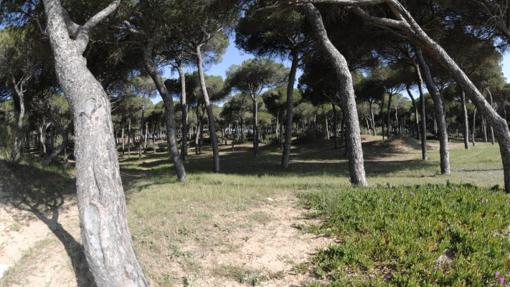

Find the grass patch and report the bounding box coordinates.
[300,184,510,286]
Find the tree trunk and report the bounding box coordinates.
[42,1,149,285]
[386,92,393,138]
[487,88,496,145]
[11,78,26,162]
[416,49,450,175]
[196,44,220,172]
[178,63,189,160]
[39,122,48,157]
[369,100,376,136]
[304,3,367,186]
[461,90,470,150]
[127,118,131,156]
[413,61,428,161]
[472,108,477,146]
[281,51,299,169]
[145,49,186,181]
[332,103,339,149]
[325,110,330,140]
[251,96,259,156]
[483,117,488,142]
[406,85,420,140]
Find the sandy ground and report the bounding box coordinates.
[0,193,331,287]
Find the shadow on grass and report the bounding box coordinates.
[120,138,439,193]
[0,160,96,287]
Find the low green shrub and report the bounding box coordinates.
[301,184,510,286]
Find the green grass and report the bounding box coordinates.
[300,184,510,287]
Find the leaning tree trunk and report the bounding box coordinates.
[251,95,259,156]
[42,1,149,286]
[145,46,186,182]
[178,63,189,160]
[416,49,450,175]
[461,90,470,150]
[487,88,496,145]
[281,51,299,169]
[304,3,368,186]
[196,44,220,172]
[406,85,420,140]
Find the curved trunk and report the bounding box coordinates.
[196,45,220,172]
[304,3,367,186]
[145,47,186,182]
[42,0,149,285]
[416,49,450,175]
[281,52,299,169]
[406,85,420,140]
[178,64,189,160]
[461,90,470,150]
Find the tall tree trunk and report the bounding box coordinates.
[42,1,148,285]
[144,121,148,152]
[416,49,450,175]
[461,90,470,150]
[325,110,330,140]
[11,77,26,162]
[304,3,368,186]
[251,95,259,156]
[196,44,220,172]
[472,108,477,146]
[281,51,299,169]
[413,61,428,160]
[369,100,376,136]
[483,117,488,142]
[487,88,496,145]
[121,125,125,156]
[128,118,131,156]
[39,122,48,157]
[145,48,186,182]
[386,92,393,138]
[406,85,420,140]
[332,103,339,149]
[178,63,189,160]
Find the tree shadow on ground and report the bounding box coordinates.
[0,160,96,287]
[120,137,440,192]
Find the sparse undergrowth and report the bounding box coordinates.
[300,184,510,287]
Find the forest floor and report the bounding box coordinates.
[0,136,504,286]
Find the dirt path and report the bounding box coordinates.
[0,193,330,287]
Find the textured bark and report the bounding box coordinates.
[196,44,220,172]
[251,96,259,156]
[461,90,470,150]
[487,89,496,145]
[472,109,477,146]
[416,49,450,175]
[413,62,428,160]
[144,48,186,182]
[304,3,367,186]
[386,92,393,138]
[178,64,189,160]
[42,1,149,286]
[406,86,420,139]
[281,52,299,169]
[11,76,27,162]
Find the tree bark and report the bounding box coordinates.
[487,88,496,145]
[332,103,339,149]
[11,77,27,162]
[386,92,393,138]
[42,1,149,286]
[251,95,259,156]
[144,46,186,182]
[461,90,470,150]
[281,51,299,169]
[472,108,477,146]
[406,85,420,140]
[303,3,368,186]
[196,44,220,172]
[416,49,450,175]
[178,63,189,160]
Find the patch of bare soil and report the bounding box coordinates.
[166,195,332,287]
[0,193,330,287]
